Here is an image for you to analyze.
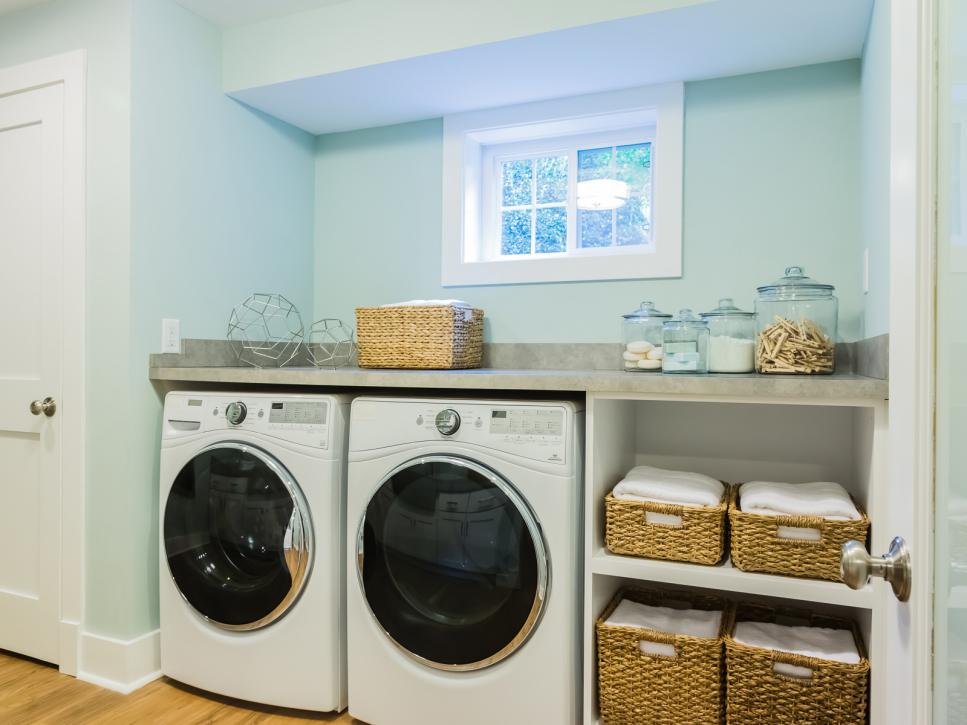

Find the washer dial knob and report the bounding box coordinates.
[435,409,461,436]
[225,401,247,425]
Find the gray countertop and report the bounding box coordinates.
[148,364,888,401]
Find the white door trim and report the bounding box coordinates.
[0,51,87,677]
[887,0,935,721]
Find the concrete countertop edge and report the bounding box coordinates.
[148,365,889,401]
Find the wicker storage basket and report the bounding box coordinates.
[605,484,732,565]
[725,603,870,725]
[729,486,870,581]
[597,587,732,725]
[355,305,483,369]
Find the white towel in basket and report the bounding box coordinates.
[612,465,724,508]
[738,481,860,521]
[604,598,723,658]
[733,620,860,678]
[380,299,471,308]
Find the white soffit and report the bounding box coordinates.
[174,0,349,28]
[230,0,874,135]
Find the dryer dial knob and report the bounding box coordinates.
[435,408,461,436]
[225,401,247,425]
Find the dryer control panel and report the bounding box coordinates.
[163,393,333,449]
[350,398,576,465]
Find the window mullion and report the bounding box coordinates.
[530,158,537,254]
[567,148,577,253]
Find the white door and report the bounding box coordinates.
[934,0,967,719]
[0,82,65,664]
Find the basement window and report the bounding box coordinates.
[442,84,683,286]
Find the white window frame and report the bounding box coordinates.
[442,83,683,286]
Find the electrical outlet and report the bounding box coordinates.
[161,318,181,354]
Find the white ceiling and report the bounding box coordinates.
[230,0,875,136]
[174,0,350,28]
[0,0,50,16]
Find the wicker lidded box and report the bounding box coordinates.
[729,487,870,582]
[355,304,484,369]
[725,603,870,725]
[605,484,732,565]
[596,587,732,725]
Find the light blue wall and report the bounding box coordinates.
[861,0,891,338]
[314,61,863,342]
[127,0,316,635]
[0,0,139,638]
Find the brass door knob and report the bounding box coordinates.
[29,397,56,417]
[841,536,911,602]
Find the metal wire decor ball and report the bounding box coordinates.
[227,293,305,368]
[306,318,356,368]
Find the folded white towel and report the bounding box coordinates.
[604,598,723,658]
[612,465,724,508]
[739,481,860,521]
[380,299,471,308]
[733,620,860,678]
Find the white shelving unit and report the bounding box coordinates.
[582,390,888,725]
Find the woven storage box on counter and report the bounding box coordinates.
[605,484,732,565]
[725,603,870,725]
[729,487,870,581]
[597,587,732,725]
[355,305,483,369]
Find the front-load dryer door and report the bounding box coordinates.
[164,442,313,631]
[357,455,548,671]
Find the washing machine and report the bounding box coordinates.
[159,391,351,711]
[346,397,584,725]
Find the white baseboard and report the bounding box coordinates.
[77,629,161,694]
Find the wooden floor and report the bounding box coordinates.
[0,650,363,724]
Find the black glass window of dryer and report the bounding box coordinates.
[164,446,299,626]
[361,460,541,666]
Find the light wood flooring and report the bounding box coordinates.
[0,650,363,724]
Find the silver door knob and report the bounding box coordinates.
[29,397,57,417]
[841,536,911,602]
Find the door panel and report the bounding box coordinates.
[0,83,64,664]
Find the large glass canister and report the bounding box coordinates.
[661,309,709,374]
[700,298,756,373]
[621,301,671,372]
[754,266,838,374]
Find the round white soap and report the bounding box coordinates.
[646,347,664,360]
[622,350,647,362]
[637,358,662,370]
[624,360,639,369]
[626,340,654,354]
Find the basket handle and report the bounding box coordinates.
[643,509,684,528]
[770,651,817,684]
[635,629,680,660]
[771,514,826,544]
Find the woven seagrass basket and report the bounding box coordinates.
[725,603,869,725]
[605,484,732,565]
[355,306,483,369]
[596,587,732,725]
[729,486,870,581]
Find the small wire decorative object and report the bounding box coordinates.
[306,318,356,368]
[227,293,304,368]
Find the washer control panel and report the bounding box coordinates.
[351,399,572,465]
[164,394,331,448]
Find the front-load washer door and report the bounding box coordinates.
[357,455,548,671]
[164,442,313,631]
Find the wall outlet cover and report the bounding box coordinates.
[161,319,181,354]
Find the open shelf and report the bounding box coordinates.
[590,547,875,609]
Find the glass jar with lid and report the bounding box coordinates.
[621,301,671,372]
[700,298,756,373]
[754,266,838,374]
[661,309,709,374]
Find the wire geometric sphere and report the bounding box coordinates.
[227,293,305,368]
[306,318,356,369]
